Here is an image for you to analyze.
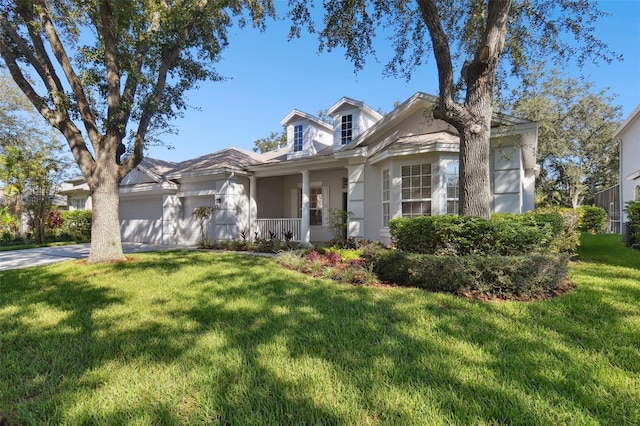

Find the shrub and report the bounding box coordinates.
[624,201,640,247]
[47,209,65,231]
[578,205,607,234]
[277,251,308,271]
[60,210,92,241]
[388,212,572,256]
[323,247,362,262]
[0,230,24,246]
[335,262,378,285]
[364,247,569,298]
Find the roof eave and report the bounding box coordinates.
[613,104,640,138]
[167,167,250,180]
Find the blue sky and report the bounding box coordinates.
[146,0,640,162]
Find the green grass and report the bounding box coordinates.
[0,235,638,425]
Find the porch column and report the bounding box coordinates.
[162,194,180,244]
[346,161,366,240]
[249,176,257,240]
[301,170,310,243]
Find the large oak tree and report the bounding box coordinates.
[288,0,619,218]
[508,67,621,207]
[0,0,274,262]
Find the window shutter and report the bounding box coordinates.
[322,186,329,226]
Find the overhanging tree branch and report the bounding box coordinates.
[0,24,95,180]
[36,0,102,149]
[121,1,210,179]
[416,0,470,128]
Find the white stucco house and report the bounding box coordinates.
[615,104,640,228]
[61,92,539,246]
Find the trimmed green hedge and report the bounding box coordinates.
[578,205,607,234]
[61,210,92,240]
[363,247,569,297]
[624,201,640,248]
[388,212,573,256]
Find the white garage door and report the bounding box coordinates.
[120,196,163,243]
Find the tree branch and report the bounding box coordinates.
[120,1,209,178]
[115,10,161,138]
[0,13,61,98]
[36,0,102,149]
[416,0,470,129]
[99,0,122,140]
[0,19,95,179]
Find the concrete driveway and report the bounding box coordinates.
[0,242,193,271]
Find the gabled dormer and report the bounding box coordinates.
[280,109,333,160]
[327,97,383,151]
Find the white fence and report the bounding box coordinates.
[255,218,301,241]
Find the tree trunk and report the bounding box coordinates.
[87,166,125,263]
[459,126,492,218]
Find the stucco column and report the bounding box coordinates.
[162,194,180,244]
[346,161,366,240]
[301,170,310,243]
[249,175,257,241]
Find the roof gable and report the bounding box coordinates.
[327,97,383,121]
[280,109,333,131]
[121,157,177,185]
[167,147,263,178]
[339,92,533,152]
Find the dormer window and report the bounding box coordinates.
[341,115,353,144]
[294,124,303,152]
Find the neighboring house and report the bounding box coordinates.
[615,104,640,235]
[59,176,92,211]
[63,92,539,245]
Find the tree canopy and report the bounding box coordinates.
[288,0,619,217]
[253,130,286,153]
[0,0,275,262]
[508,67,621,207]
[1,71,70,237]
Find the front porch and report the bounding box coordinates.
[255,218,302,241]
[251,168,349,243]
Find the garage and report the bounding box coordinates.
[119,195,164,243]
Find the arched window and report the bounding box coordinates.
[635,185,640,201]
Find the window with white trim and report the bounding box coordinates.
[636,185,640,201]
[298,187,325,225]
[341,115,353,144]
[382,168,390,227]
[70,197,86,210]
[401,163,432,217]
[294,124,303,152]
[446,161,459,214]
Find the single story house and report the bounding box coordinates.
[61,92,539,246]
[615,104,640,232]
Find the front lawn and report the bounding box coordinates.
[0,234,638,424]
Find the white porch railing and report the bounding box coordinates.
[255,218,301,241]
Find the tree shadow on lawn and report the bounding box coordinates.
[0,265,125,422]
[439,289,640,425]
[0,251,638,424]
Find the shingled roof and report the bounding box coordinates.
[167,147,264,178]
